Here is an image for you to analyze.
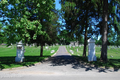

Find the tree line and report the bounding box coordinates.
[0,0,120,62]
[60,0,120,61]
[0,0,60,57]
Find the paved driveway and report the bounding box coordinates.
[0,46,120,80]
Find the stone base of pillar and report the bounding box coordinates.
[88,55,97,61]
[15,57,25,63]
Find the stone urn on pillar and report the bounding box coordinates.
[15,41,25,63]
[88,38,97,61]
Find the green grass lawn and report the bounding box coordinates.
[0,45,59,69]
[66,45,120,68]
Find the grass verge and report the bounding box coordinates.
[66,45,120,69]
[0,45,59,70]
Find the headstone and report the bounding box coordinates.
[79,45,81,47]
[110,55,113,58]
[51,50,55,53]
[33,43,35,46]
[70,50,74,54]
[45,46,49,50]
[88,38,97,61]
[26,44,28,46]
[73,45,75,48]
[75,41,79,46]
[70,42,74,46]
[8,46,11,48]
[45,43,48,46]
[15,41,25,63]
[69,45,71,48]
[56,43,58,46]
[77,48,78,52]
[118,46,120,48]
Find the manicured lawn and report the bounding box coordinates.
[66,45,120,68]
[0,45,59,69]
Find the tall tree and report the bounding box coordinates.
[60,0,97,57]
[0,0,59,57]
[100,0,108,61]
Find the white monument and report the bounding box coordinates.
[15,41,25,63]
[88,38,97,61]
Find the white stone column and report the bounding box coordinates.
[15,41,25,63]
[88,38,97,61]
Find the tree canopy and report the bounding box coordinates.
[0,0,59,56]
[60,0,120,61]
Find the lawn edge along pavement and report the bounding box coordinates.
[0,47,59,71]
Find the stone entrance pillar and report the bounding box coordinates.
[15,41,25,63]
[88,38,97,61]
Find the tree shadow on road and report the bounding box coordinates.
[1,55,120,72]
[43,55,120,73]
[0,56,50,70]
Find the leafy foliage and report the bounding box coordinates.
[0,0,59,56]
[60,0,120,61]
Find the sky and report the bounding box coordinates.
[55,0,61,10]
[55,0,65,30]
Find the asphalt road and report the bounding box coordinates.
[0,46,120,80]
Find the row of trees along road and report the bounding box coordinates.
[0,0,120,61]
[0,0,60,57]
[60,0,120,61]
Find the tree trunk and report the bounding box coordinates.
[83,2,88,57]
[40,45,43,57]
[101,0,108,61]
[83,25,88,57]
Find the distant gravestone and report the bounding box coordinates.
[75,41,79,46]
[73,45,75,48]
[79,45,81,47]
[70,42,74,46]
[77,48,78,52]
[45,43,48,46]
[8,46,11,48]
[56,43,58,45]
[33,43,35,46]
[15,41,25,63]
[26,44,28,46]
[51,50,55,53]
[70,50,74,54]
[69,45,71,48]
[88,38,97,61]
[110,55,113,58]
[118,46,120,48]
[45,46,49,50]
